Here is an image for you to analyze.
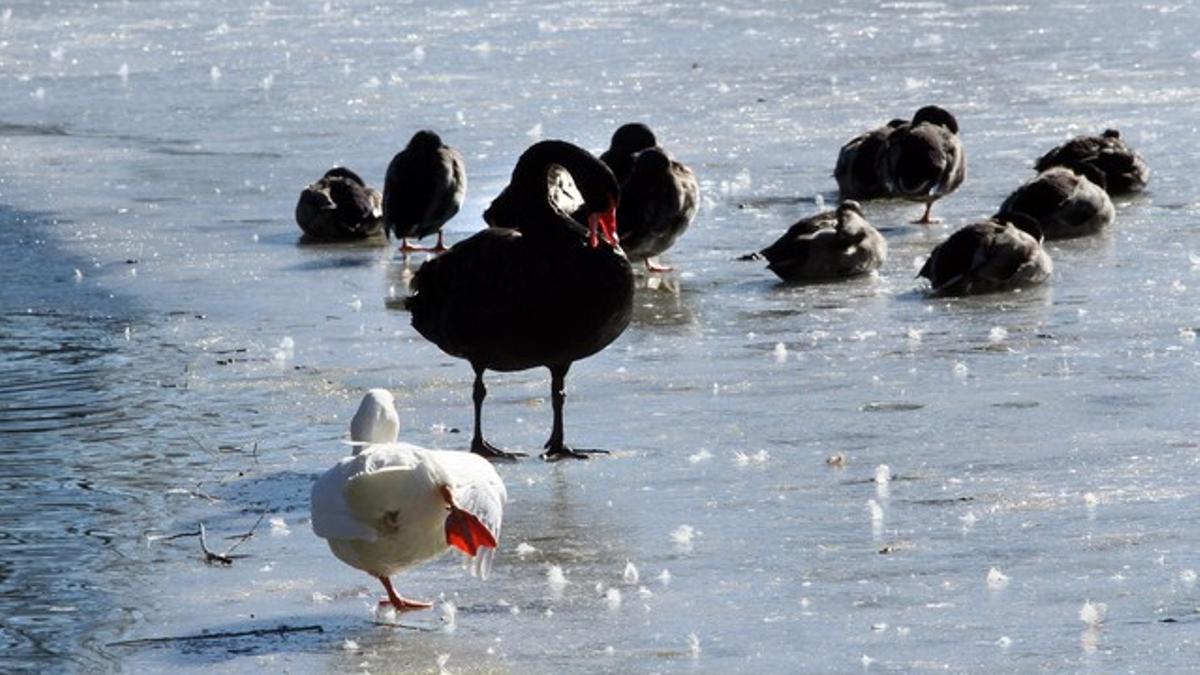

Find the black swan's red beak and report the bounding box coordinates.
[589,202,621,252]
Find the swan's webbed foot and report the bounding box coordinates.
[471,437,527,462]
[542,442,610,461]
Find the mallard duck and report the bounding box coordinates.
[879,105,966,224]
[615,146,699,272]
[599,122,658,183]
[997,166,1114,240]
[918,215,1051,295]
[1034,129,1149,195]
[834,118,907,200]
[383,130,467,253]
[295,167,384,240]
[743,201,887,282]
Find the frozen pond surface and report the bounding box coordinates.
[1,0,1199,672]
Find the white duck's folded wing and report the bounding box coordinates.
[311,455,379,542]
[310,443,429,543]
[431,450,507,579]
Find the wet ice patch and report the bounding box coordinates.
[658,568,672,586]
[953,362,969,379]
[988,326,1008,343]
[773,342,788,362]
[874,464,891,499]
[269,517,291,536]
[1079,600,1106,626]
[547,565,567,586]
[867,500,884,538]
[732,450,769,466]
[671,525,696,550]
[986,567,1010,590]
[342,638,359,651]
[441,602,458,632]
[687,632,701,658]
[514,542,537,557]
[604,587,622,610]
[623,561,639,585]
[273,336,295,363]
[688,449,713,463]
[874,464,891,483]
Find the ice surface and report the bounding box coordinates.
[1,0,1198,673]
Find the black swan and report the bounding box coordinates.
[407,140,634,460]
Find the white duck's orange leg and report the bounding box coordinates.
[377,575,432,611]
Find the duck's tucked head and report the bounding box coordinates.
[912,105,959,134]
[632,146,671,173]
[407,129,444,152]
[995,212,1044,244]
[299,183,336,211]
[836,200,865,218]
[610,123,657,154]
[1102,129,1121,140]
[323,166,366,187]
[349,389,400,449]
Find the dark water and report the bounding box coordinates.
[2,1,1200,672]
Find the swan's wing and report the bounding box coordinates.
[431,451,507,579]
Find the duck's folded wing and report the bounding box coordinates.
[310,444,425,542]
[310,456,379,542]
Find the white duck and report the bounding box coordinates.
[311,389,506,611]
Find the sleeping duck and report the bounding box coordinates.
[295,167,384,241]
[741,200,887,282]
[1034,129,1149,195]
[878,105,966,224]
[834,118,907,200]
[918,214,1052,296]
[996,165,1114,240]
